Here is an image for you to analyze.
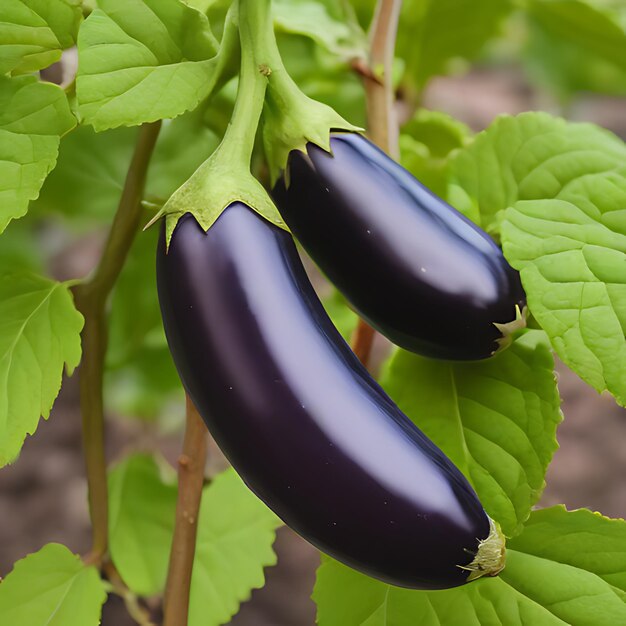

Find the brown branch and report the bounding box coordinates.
[350,0,402,367]
[163,395,208,626]
[74,120,162,561]
[351,320,378,366]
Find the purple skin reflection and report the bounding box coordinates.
[157,204,490,590]
[272,133,526,361]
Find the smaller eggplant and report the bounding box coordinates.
[272,133,526,361]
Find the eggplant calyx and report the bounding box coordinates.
[460,517,507,582]
[493,305,528,353]
[263,81,362,186]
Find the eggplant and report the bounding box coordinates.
[272,132,526,360]
[157,203,504,589]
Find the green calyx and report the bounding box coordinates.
[150,147,285,248]
[494,305,528,353]
[460,517,506,582]
[146,0,286,247]
[263,73,362,185]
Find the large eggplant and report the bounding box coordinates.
[272,133,526,360]
[157,203,504,589]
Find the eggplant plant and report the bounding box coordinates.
[0,0,625,625]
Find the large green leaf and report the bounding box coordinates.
[314,507,626,625]
[188,469,282,626]
[0,273,83,466]
[524,0,626,98]
[508,505,626,595]
[396,0,513,90]
[0,543,107,625]
[76,0,219,130]
[449,112,626,233]
[108,453,178,596]
[501,171,626,405]
[380,330,561,537]
[0,0,81,75]
[0,75,76,233]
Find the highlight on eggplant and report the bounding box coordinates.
[272,132,527,361]
[157,202,506,590]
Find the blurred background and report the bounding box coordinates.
[1,1,625,624]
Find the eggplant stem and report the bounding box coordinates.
[459,518,507,581]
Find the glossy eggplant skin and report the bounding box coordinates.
[272,133,526,360]
[157,203,492,589]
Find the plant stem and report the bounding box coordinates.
[364,0,402,157]
[74,120,162,561]
[162,396,208,626]
[350,0,402,368]
[221,0,271,166]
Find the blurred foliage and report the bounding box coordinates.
[400,109,472,198]
[105,225,183,421]
[523,0,626,99]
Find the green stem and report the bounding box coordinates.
[74,120,162,560]
[220,0,271,166]
[154,0,285,241]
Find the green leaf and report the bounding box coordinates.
[0,273,83,466]
[273,0,366,59]
[508,505,626,595]
[315,520,626,626]
[32,108,220,223]
[108,453,177,596]
[315,507,626,625]
[32,124,136,223]
[0,75,76,233]
[76,0,219,130]
[524,0,626,98]
[0,0,81,75]
[0,543,107,625]
[380,330,561,537]
[501,171,626,406]
[188,469,282,626]
[396,0,513,90]
[449,112,626,234]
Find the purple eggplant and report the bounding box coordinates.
[157,203,504,589]
[272,133,526,360]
